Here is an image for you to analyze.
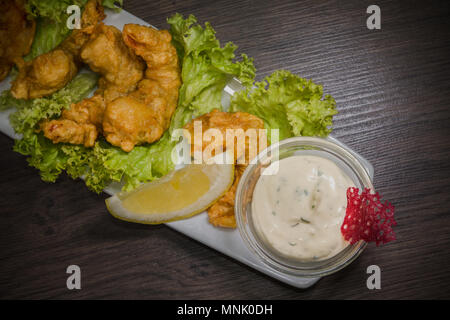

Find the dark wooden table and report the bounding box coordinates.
[1,0,449,300]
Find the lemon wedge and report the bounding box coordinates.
[105,161,234,224]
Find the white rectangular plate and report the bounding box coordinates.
[0,8,373,289]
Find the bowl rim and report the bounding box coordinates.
[235,136,372,277]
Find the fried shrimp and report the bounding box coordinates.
[41,24,145,147]
[42,22,180,152]
[207,164,247,228]
[40,95,105,147]
[102,24,181,152]
[184,109,266,228]
[10,0,105,100]
[0,0,36,82]
[81,23,145,102]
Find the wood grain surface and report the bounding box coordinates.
[1,0,449,299]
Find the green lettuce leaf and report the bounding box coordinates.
[85,133,174,193]
[11,73,98,182]
[167,13,256,131]
[25,17,72,60]
[14,133,91,182]
[6,12,258,194]
[0,89,28,111]
[91,130,179,194]
[7,71,174,193]
[25,0,89,23]
[8,72,99,134]
[101,0,123,11]
[24,0,88,60]
[86,140,153,192]
[230,70,338,143]
[24,0,123,60]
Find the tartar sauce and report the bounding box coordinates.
[252,155,353,261]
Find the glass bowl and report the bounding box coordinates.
[235,136,373,277]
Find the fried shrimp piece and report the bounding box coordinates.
[184,109,266,228]
[40,95,105,147]
[12,50,79,99]
[102,24,181,152]
[40,120,98,147]
[59,0,107,59]
[101,95,162,152]
[0,0,36,82]
[184,109,266,164]
[81,23,145,102]
[10,0,105,99]
[208,164,247,228]
[41,24,145,147]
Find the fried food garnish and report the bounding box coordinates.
[207,164,247,228]
[184,109,266,228]
[10,0,105,99]
[102,24,181,152]
[81,23,145,102]
[41,23,145,147]
[41,23,180,152]
[0,0,36,82]
[40,95,105,147]
[12,49,79,99]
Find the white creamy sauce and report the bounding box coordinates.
[252,155,353,261]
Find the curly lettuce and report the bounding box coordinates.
[10,73,98,182]
[25,0,89,23]
[5,11,340,195]
[7,72,99,133]
[25,0,123,21]
[6,71,171,193]
[1,11,338,196]
[230,70,338,142]
[167,13,256,131]
[7,12,261,194]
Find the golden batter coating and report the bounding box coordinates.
[81,23,145,102]
[102,24,181,152]
[0,0,36,82]
[10,0,105,99]
[184,109,266,228]
[40,95,105,147]
[103,95,165,152]
[41,24,145,147]
[41,24,180,152]
[207,164,247,228]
